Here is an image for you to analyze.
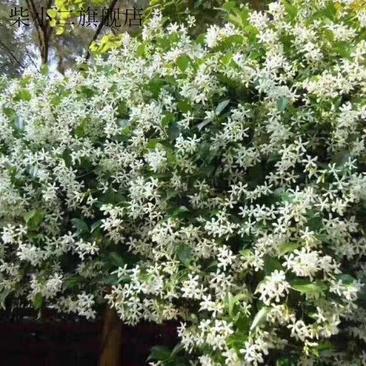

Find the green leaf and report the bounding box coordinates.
[147,345,171,362]
[98,190,126,205]
[171,342,184,357]
[217,35,244,51]
[79,86,94,98]
[171,205,190,219]
[283,0,298,21]
[276,358,297,366]
[75,119,88,138]
[176,244,193,267]
[315,341,335,355]
[25,210,45,231]
[40,64,49,75]
[108,252,125,268]
[168,122,180,140]
[136,43,146,57]
[263,256,283,275]
[277,96,289,111]
[14,89,31,102]
[250,306,269,331]
[162,112,175,128]
[215,99,230,115]
[235,314,250,333]
[197,118,212,130]
[71,218,89,235]
[336,274,356,285]
[176,54,191,72]
[277,242,301,257]
[64,276,80,289]
[33,293,43,310]
[90,220,103,233]
[274,189,295,203]
[322,1,337,20]
[227,332,248,351]
[177,100,192,113]
[228,12,244,28]
[147,78,165,98]
[291,280,327,298]
[0,289,11,310]
[226,293,247,318]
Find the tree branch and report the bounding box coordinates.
[25,0,53,64]
[25,47,40,72]
[0,39,24,70]
[85,0,118,60]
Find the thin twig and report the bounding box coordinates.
[0,39,24,69]
[85,0,118,60]
[25,47,40,72]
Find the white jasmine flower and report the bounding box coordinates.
[145,148,167,173]
[255,270,291,305]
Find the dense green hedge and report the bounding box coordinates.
[1,1,366,364]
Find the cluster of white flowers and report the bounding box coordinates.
[283,248,340,280]
[1,0,366,364]
[145,147,167,173]
[255,270,291,305]
[29,272,63,300]
[205,23,238,48]
[55,292,96,320]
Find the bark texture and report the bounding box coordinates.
[99,307,122,366]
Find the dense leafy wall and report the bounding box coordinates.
[1,1,366,364]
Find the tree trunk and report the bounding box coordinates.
[99,307,122,366]
[25,0,52,64]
